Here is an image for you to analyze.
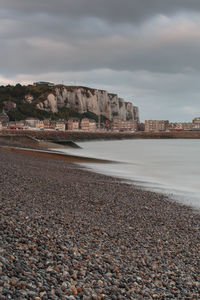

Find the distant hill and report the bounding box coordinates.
[0,83,139,122]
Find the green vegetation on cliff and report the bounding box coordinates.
[0,84,53,102]
[0,84,53,121]
[0,84,105,122]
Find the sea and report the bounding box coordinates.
[52,139,200,210]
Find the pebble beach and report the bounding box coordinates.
[0,148,200,299]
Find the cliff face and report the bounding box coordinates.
[36,86,139,121]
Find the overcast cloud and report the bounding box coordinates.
[0,0,200,121]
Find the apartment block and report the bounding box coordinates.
[67,119,79,130]
[192,117,200,130]
[170,122,193,131]
[112,118,138,131]
[145,120,169,132]
[43,119,51,129]
[80,118,89,131]
[112,118,121,131]
[55,121,66,131]
[88,120,96,131]
[35,120,45,129]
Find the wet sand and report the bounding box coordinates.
[0,148,199,299]
[0,146,114,164]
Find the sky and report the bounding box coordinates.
[0,0,200,121]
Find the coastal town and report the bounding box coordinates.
[0,110,200,133]
[0,111,138,132]
[0,82,200,134]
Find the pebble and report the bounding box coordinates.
[71,285,77,295]
[0,148,199,299]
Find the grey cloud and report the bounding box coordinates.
[0,0,200,121]
[0,0,200,23]
[1,0,200,75]
[8,69,200,122]
[1,20,200,76]
[73,69,200,122]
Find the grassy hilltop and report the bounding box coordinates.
[0,84,102,122]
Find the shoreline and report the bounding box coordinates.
[0,145,115,164]
[1,142,200,212]
[0,147,200,298]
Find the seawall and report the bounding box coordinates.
[1,130,200,142]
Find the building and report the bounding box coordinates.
[112,117,121,131]
[112,118,138,131]
[33,81,54,86]
[25,118,38,128]
[145,120,169,132]
[43,119,51,129]
[192,118,200,130]
[35,120,45,129]
[9,121,16,130]
[67,119,79,131]
[0,111,9,124]
[123,120,138,131]
[181,123,193,131]
[81,118,90,131]
[169,122,193,131]
[137,122,145,131]
[15,120,26,130]
[15,120,25,127]
[7,120,27,130]
[80,118,96,131]
[88,120,96,131]
[55,120,66,131]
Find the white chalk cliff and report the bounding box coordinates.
[36,86,139,121]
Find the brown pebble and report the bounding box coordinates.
[77,286,82,293]
[72,273,77,280]
[10,279,17,286]
[17,281,27,288]
[71,285,77,295]
[115,268,119,274]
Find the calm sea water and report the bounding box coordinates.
[52,139,200,210]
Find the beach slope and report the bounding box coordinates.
[0,148,199,299]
